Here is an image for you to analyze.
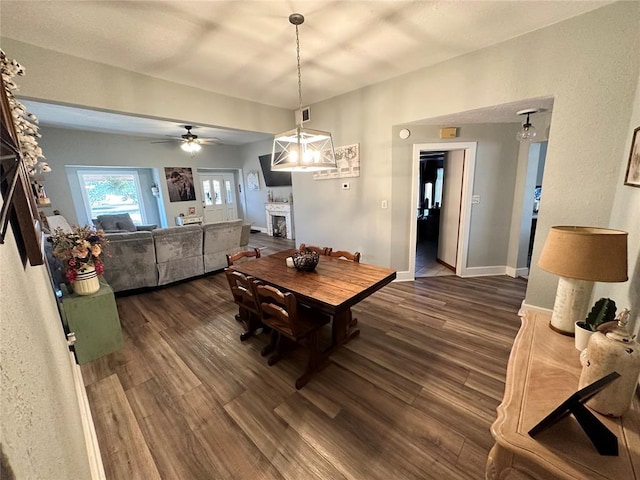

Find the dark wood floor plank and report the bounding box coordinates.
[269,426,349,480]
[330,347,423,404]
[83,233,527,480]
[129,323,202,398]
[274,394,389,480]
[224,389,292,460]
[191,422,284,480]
[86,374,161,480]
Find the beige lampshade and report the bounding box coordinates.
[538,226,628,282]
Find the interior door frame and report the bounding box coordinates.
[408,142,477,279]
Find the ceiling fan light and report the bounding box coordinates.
[181,141,201,153]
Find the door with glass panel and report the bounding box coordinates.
[200,174,238,223]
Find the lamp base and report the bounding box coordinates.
[549,277,594,336]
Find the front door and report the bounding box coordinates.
[201,174,238,223]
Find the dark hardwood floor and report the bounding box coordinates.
[82,233,527,480]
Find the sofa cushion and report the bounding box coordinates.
[152,225,204,285]
[202,219,243,273]
[240,223,252,248]
[102,231,157,292]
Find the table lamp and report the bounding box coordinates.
[538,226,628,335]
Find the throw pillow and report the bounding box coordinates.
[116,214,137,232]
[136,224,158,231]
[96,214,120,231]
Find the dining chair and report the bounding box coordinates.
[255,284,331,389]
[226,247,261,267]
[326,248,361,328]
[327,249,361,262]
[299,243,330,256]
[224,269,263,341]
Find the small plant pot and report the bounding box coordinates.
[574,322,594,351]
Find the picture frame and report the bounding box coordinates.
[187,207,196,216]
[247,170,260,191]
[624,126,640,187]
[0,73,44,266]
[164,167,196,202]
[313,143,360,180]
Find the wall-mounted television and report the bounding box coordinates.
[258,154,292,187]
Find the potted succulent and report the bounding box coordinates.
[575,298,617,351]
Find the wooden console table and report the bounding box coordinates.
[487,310,640,479]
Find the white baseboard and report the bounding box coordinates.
[69,351,105,480]
[395,270,414,282]
[395,266,516,281]
[505,266,529,278]
[460,265,506,277]
[390,266,532,282]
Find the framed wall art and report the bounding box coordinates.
[165,167,196,202]
[313,143,360,180]
[624,126,640,187]
[247,170,260,191]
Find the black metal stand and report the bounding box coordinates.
[528,371,620,456]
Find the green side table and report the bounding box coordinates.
[60,278,124,364]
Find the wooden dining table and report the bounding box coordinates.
[230,249,396,348]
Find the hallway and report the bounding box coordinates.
[415,238,455,277]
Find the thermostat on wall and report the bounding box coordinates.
[399,128,411,139]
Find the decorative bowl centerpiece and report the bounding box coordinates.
[292,250,319,271]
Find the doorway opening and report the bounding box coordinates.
[409,142,477,280]
[415,151,453,277]
[522,141,547,276]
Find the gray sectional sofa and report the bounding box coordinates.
[102,219,250,292]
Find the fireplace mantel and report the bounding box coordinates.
[265,202,294,240]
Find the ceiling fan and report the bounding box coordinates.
[152,125,221,154]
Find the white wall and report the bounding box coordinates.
[0,209,93,479]
[1,38,292,136]
[593,69,640,333]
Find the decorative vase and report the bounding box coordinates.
[578,309,640,417]
[574,322,594,351]
[292,250,319,271]
[73,264,100,296]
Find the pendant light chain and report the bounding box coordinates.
[271,12,336,172]
[295,23,303,124]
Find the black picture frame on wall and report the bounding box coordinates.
[624,126,640,187]
[0,73,44,266]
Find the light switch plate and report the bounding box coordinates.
[472,195,481,204]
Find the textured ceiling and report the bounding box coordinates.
[1,1,609,142]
